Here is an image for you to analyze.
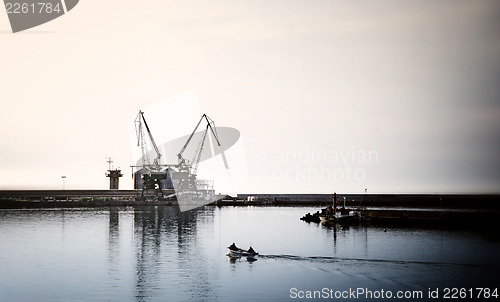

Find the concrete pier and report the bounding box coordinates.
[237,193,500,210]
[0,190,176,208]
[1,191,499,225]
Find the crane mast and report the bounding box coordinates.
[135,110,162,172]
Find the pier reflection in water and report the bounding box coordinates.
[0,206,499,301]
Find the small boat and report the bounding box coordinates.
[304,193,362,223]
[319,210,361,222]
[300,211,321,223]
[227,243,259,259]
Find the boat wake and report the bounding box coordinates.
[258,254,491,268]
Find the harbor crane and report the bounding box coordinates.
[174,114,221,192]
[134,110,167,199]
[135,110,162,172]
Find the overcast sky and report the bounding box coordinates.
[1,0,499,194]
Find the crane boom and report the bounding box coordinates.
[135,110,162,171]
[140,111,161,166]
[177,114,220,161]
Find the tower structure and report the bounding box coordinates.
[105,157,123,190]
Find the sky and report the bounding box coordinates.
[0,0,499,194]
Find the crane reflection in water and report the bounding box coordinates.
[106,206,218,302]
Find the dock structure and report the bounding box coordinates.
[0,189,137,201]
[236,193,500,210]
[0,190,175,207]
[1,191,499,225]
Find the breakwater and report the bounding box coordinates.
[236,193,500,210]
[238,193,500,227]
[1,191,499,216]
[0,190,174,208]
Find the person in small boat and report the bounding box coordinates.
[228,243,239,251]
[326,205,333,215]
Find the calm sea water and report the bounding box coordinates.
[0,206,498,301]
